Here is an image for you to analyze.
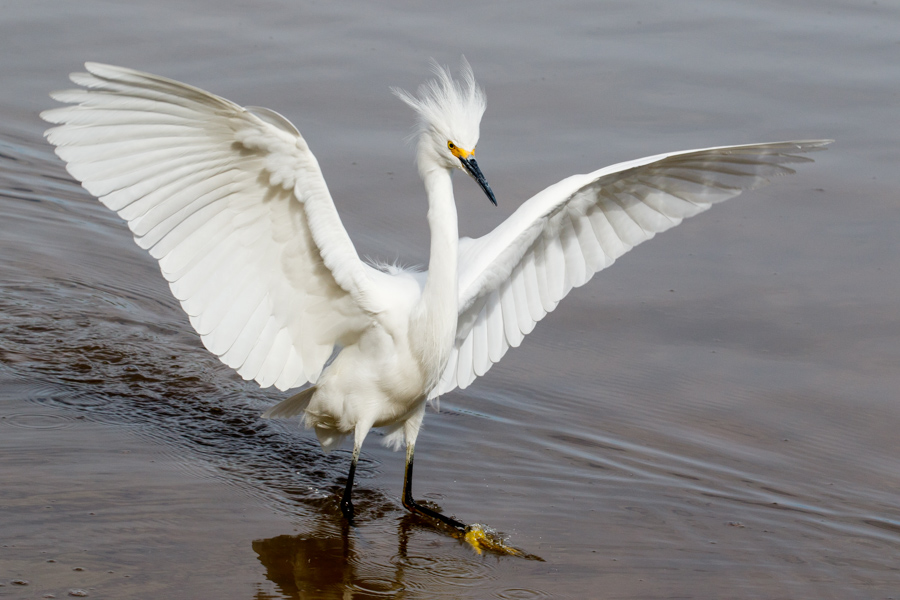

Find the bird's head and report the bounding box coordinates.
[392,58,497,206]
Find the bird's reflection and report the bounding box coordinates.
[252,514,446,599]
[252,485,544,599]
[252,523,355,599]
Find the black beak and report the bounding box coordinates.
[459,156,497,206]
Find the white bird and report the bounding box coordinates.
[41,60,829,532]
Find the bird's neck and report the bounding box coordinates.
[423,167,459,301]
[411,167,459,387]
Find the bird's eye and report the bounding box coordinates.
[447,141,455,150]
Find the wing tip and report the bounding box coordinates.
[787,139,834,152]
[83,61,125,77]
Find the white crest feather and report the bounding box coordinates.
[391,57,486,151]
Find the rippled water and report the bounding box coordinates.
[3,1,900,598]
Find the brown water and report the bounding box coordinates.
[2,1,900,598]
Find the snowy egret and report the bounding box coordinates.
[42,60,829,533]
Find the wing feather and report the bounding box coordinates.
[560,215,587,288]
[42,63,383,391]
[500,279,524,348]
[432,140,831,397]
[485,290,506,363]
[472,311,490,377]
[532,236,556,313]
[456,332,476,389]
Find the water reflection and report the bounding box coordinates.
[253,518,459,599]
[253,514,546,599]
[253,526,358,599]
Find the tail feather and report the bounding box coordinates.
[262,386,316,419]
[315,426,347,453]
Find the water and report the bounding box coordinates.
[2,1,900,598]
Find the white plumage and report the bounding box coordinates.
[42,60,829,529]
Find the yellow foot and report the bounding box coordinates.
[462,524,543,561]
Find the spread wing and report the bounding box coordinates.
[431,140,831,397]
[42,63,383,391]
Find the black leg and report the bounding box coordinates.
[340,445,359,522]
[401,443,467,532]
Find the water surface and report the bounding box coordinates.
[2,1,899,598]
